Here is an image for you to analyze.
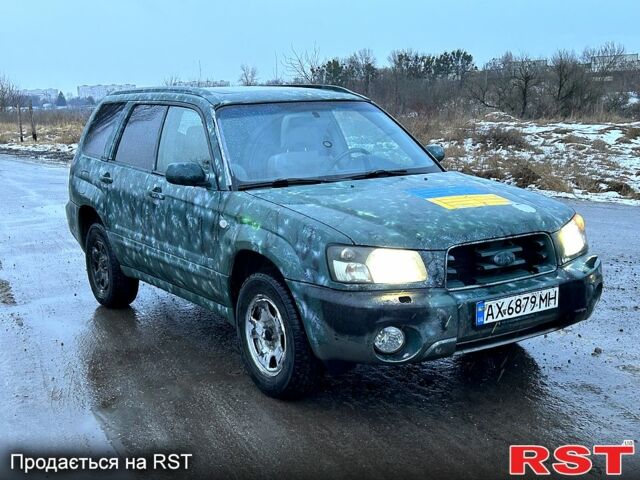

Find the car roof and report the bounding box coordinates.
[106,85,367,108]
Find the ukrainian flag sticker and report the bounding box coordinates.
[408,186,512,210]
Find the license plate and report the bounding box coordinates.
[476,287,559,326]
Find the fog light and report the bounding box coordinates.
[374,326,405,354]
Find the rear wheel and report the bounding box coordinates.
[237,272,322,398]
[85,224,138,308]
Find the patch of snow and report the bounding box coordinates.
[0,142,76,161]
[436,118,640,206]
[533,188,640,207]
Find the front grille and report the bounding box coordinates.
[446,233,556,289]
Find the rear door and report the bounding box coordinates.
[108,104,167,272]
[74,101,127,232]
[148,105,222,300]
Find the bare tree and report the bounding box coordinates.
[0,74,18,112]
[549,50,597,117]
[466,55,516,112]
[584,42,626,75]
[507,55,544,117]
[239,64,259,86]
[348,48,377,94]
[163,74,182,86]
[282,46,322,83]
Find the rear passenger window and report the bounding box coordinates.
[156,107,211,173]
[115,104,167,170]
[82,102,126,158]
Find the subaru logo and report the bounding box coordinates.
[493,251,516,266]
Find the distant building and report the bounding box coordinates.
[590,54,640,72]
[504,59,548,70]
[77,84,136,100]
[21,88,59,103]
[169,80,231,87]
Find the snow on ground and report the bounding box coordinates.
[1,116,639,206]
[434,114,640,206]
[0,142,77,162]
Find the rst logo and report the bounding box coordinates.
[510,441,635,476]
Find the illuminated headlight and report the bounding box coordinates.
[554,214,588,264]
[327,246,428,284]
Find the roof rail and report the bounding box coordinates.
[274,84,368,99]
[107,86,202,96]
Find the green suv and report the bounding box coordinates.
[66,86,603,397]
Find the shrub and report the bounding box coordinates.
[590,139,610,152]
[623,127,640,141]
[473,127,531,150]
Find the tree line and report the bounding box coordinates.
[245,42,639,120]
[2,41,638,121]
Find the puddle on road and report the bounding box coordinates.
[72,289,639,479]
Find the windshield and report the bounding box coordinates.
[216,101,441,188]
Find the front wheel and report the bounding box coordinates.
[237,273,322,398]
[85,224,139,308]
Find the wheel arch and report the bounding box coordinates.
[78,205,104,250]
[229,249,286,310]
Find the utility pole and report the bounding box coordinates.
[17,101,24,143]
[29,99,37,141]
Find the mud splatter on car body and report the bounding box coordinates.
[66,86,603,367]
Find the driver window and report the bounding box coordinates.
[333,109,413,167]
[156,107,211,173]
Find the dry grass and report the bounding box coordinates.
[472,127,533,151]
[402,113,472,145]
[623,127,640,141]
[558,133,589,145]
[0,120,84,145]
[444,144,467,158]
[605,180,640,199]
[590,139,610,152]
[405,112,640,200]
[0,109,88,145]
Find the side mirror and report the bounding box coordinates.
[426,144,445,162]
[165,162,208,186]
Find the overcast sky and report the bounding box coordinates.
[1,0,639,95]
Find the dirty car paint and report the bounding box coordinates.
[248,171,574,250]
[66,86,601,367]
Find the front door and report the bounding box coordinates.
[148,105,223,302]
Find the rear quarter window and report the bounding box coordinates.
[82,102,126,158]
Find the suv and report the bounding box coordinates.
[67,86,603,398]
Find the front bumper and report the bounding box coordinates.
[287,254,603,365]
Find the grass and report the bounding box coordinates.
[623,127,640,141]
[472,127,532,151]
[0,108,88,145]
[590,139,610,152]
[401,112,640,200]
[558,133,589,145]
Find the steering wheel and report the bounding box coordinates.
[330,147,371,170]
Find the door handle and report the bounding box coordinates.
[148,187,165,200]
[99,172,113,184]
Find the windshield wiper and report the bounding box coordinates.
[346,169,409,180]
[237,177,330,190]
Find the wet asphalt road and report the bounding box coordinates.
[0,154,638,479]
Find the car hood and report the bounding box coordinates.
[249,171,574,250]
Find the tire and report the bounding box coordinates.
[236,272,323,398]
[85,223,138,308]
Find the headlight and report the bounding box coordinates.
[554,214,588,264]
[327,246,428,284]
